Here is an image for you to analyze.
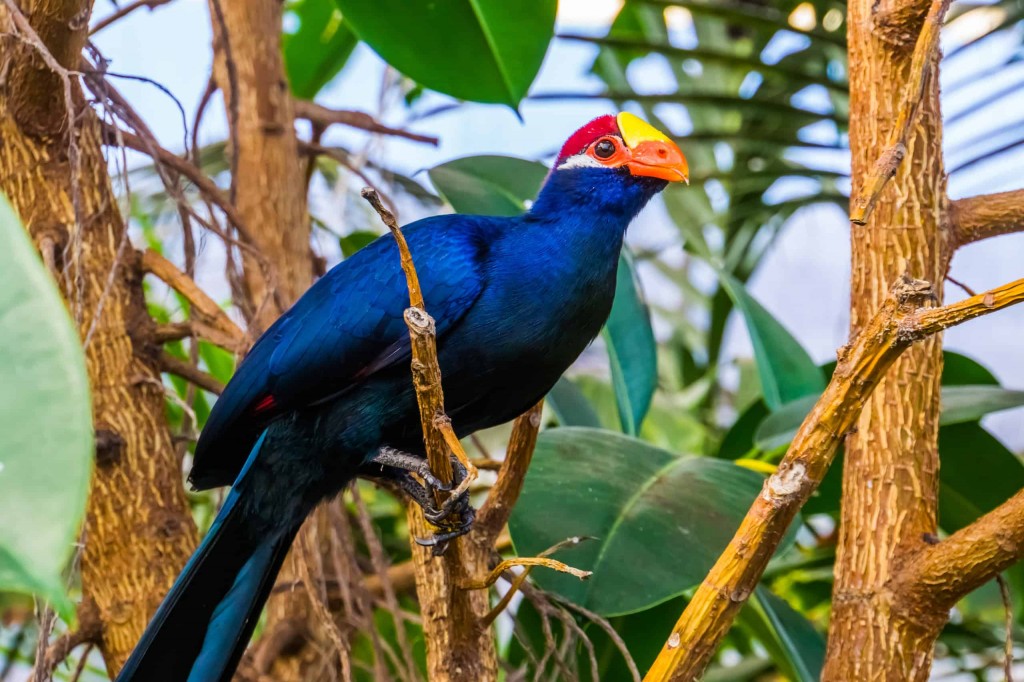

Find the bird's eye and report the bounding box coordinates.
[593,138,617,159]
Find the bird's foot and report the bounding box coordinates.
[360,447,476,554]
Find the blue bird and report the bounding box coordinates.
[116,113,688,682]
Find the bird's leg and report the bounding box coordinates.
[361,467,445,521]
[364,446,451,493]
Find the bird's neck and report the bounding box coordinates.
[530,167,663,225]
[524,167,663,266]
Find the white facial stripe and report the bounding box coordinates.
[557,153,603,170]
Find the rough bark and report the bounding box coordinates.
[822,0,952,676]
[208,0,309,331]
[206,1,320,679]
[0,0,197,675]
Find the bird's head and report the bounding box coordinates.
[534,113,688,218]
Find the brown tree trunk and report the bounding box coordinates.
[206,1,328,680]
[823,0,953,677]
[0,0,197,675]
[208,0,310,333]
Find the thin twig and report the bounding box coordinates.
[295,100,439,145]
[208,0,239,204]
[305,142,398,216]
[361,188,423,308]
[479,536,593,628]
[945,274,976,297]
[37,613,100,675]
[89,0,173,34]
[997,573,1014,682]
[160,351,226,394]
[849,0,951,225]
[107,124,253,243]
[68,643,93,682]
[460,557,591,590]
[475,402,543,545]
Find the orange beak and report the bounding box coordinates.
[617,112,689,184]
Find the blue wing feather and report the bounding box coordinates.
[190,215,492,489]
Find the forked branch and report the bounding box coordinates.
[141,249,245,351]
[643,274,1024,682]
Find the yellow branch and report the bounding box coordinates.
[644,274,1024,681]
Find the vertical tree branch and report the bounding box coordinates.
[203,2,324,679]
[362,188,495,681]
[825,0,954,673]
[848,0,951,225]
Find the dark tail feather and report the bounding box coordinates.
[117,433,300,682]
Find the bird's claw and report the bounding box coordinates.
[415,505,476,556]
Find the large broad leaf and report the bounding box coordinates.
[717,272,824,411]
[333,0,556,107]
[284,0,358,99]
[755,385,1024,451]
[738,587,826,682]
[604,251,657,435]
[509,428,794,616]
[0,196,91,619]
[427,155,547,216]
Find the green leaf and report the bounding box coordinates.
[755,386,1024,451]
[546,377,602,428]
[718,272,824,411]
[718,398,770,459]
[738,587,825,682]
[938,423,1024,534]
[940,385,1024,425]
[0,195,92,620]
[753,395,820,451]
[427,155,547,216]
[509,428,795,616]
[942,350,999,386]
[284,0,358,99]
[334,0,557,107]
[604,252,657,435]
[339,230,379,258]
